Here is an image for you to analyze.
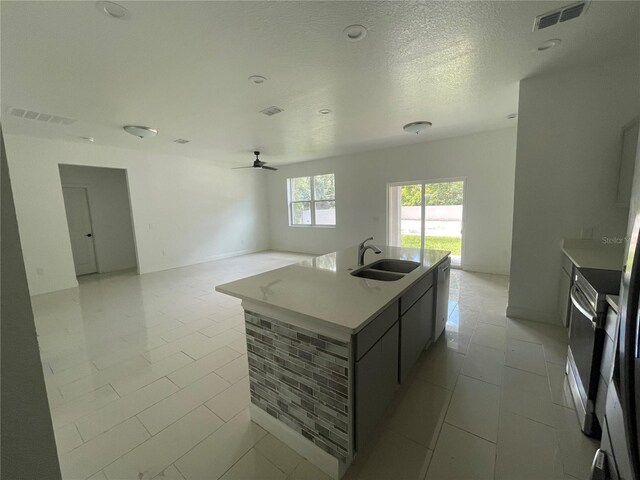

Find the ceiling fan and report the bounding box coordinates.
[233,151,278,171]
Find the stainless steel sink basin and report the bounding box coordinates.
[351,269,405,281]
[366,259,420,274]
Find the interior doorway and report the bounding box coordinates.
[59,165,138,277]
[388,179,465,268]
[62,186,98,275]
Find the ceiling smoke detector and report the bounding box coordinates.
[343,25,367,42]
[123,125,158,139]
[537,39,561,51]
[260,106,284,116]
[248,75,267,84]
[96,1,130,20]
[403,121,433,134]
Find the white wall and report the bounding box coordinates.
[508,54,640,324]
[5,135,270,295]
[59,165,137,273]
[267,128,517,275]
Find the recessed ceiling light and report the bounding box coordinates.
[96,1,130,20]
[318,109,332,115]
[248,75,267,84]
[80,136,95,143]
[123,125,158,139]
[343,24,367,42]
[537,39,561,51]
[507,113,518,119]
[403,121,433,134]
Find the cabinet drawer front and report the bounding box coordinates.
[561,253,574,276]
[400,287,434,383]
[401,272,434,315]
[355,321,399,450]
[355,300,399,361]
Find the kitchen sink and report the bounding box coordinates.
[366,259,420,274]
[351,269,405,282]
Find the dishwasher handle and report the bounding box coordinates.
[570,286,598,326]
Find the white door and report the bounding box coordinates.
[62,186,98,276]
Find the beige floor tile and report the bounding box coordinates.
[228,337,248,354]
[254,434,303,475]
[54,423,84,454]
[461,343,505,386]
[104,406,223,480]
[506,338,547,376]
[412,338,465,390]
[477,311,507,327]
[387,377,451,448]
[502,366,555,427]
[472,323,507,351]
[60,417,149,480]
[137,371,229,434]
[77,377,178,441]
[553,405,600,479]
[356,429,432,480]
[425,423,496,480]
[152,465,185,479]
[175,408,267,480]
[51,384,119,429]
[111,352,193,396]
[444,329,472,354]
[167,346,240,388]
[288,460,333,480]
[445,374,501,442]
[495,411,564,480]
[220,448,286,480]
[205,376,251,421]
[215,355,249,384]
[87,471,108,480]
[181,329,245,360]
[547,361,574,409]
[142,332,209,364]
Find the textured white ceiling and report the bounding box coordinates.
[1,1,638,166]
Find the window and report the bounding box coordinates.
[288,174,336,226]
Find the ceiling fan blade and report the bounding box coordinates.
[232,166,255,169]
[262,165,278,171]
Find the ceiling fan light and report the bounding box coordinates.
[123,125,158,139]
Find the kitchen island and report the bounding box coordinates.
[216,245,450,479]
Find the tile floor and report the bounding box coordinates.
[32,251,599,480]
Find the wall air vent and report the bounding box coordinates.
[260,106,284,116]
[533,1,589,31]
[8,107,76,125]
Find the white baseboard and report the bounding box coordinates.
[461,263,511,276]
[140,247,267,275]
[250,404,351,480]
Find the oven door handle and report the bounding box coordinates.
[570,286,598,327]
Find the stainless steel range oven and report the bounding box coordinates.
[567,267,621,437]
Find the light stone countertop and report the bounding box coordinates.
[216,246,450,335]
[562,239,625,271]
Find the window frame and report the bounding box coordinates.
[287,174,336,227]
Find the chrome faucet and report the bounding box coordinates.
[358,236,382,266]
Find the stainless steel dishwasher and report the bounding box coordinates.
[435,257,451,341]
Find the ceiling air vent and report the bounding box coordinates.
[533,1,589,31]
[8,107,76,125]
[260,106,284,116]
[173,139,190,144]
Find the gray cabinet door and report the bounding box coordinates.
[355,321,399,451]
[558,266,572,328]
[400,287,434,382]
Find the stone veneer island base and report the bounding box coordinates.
[216,246,450,479]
